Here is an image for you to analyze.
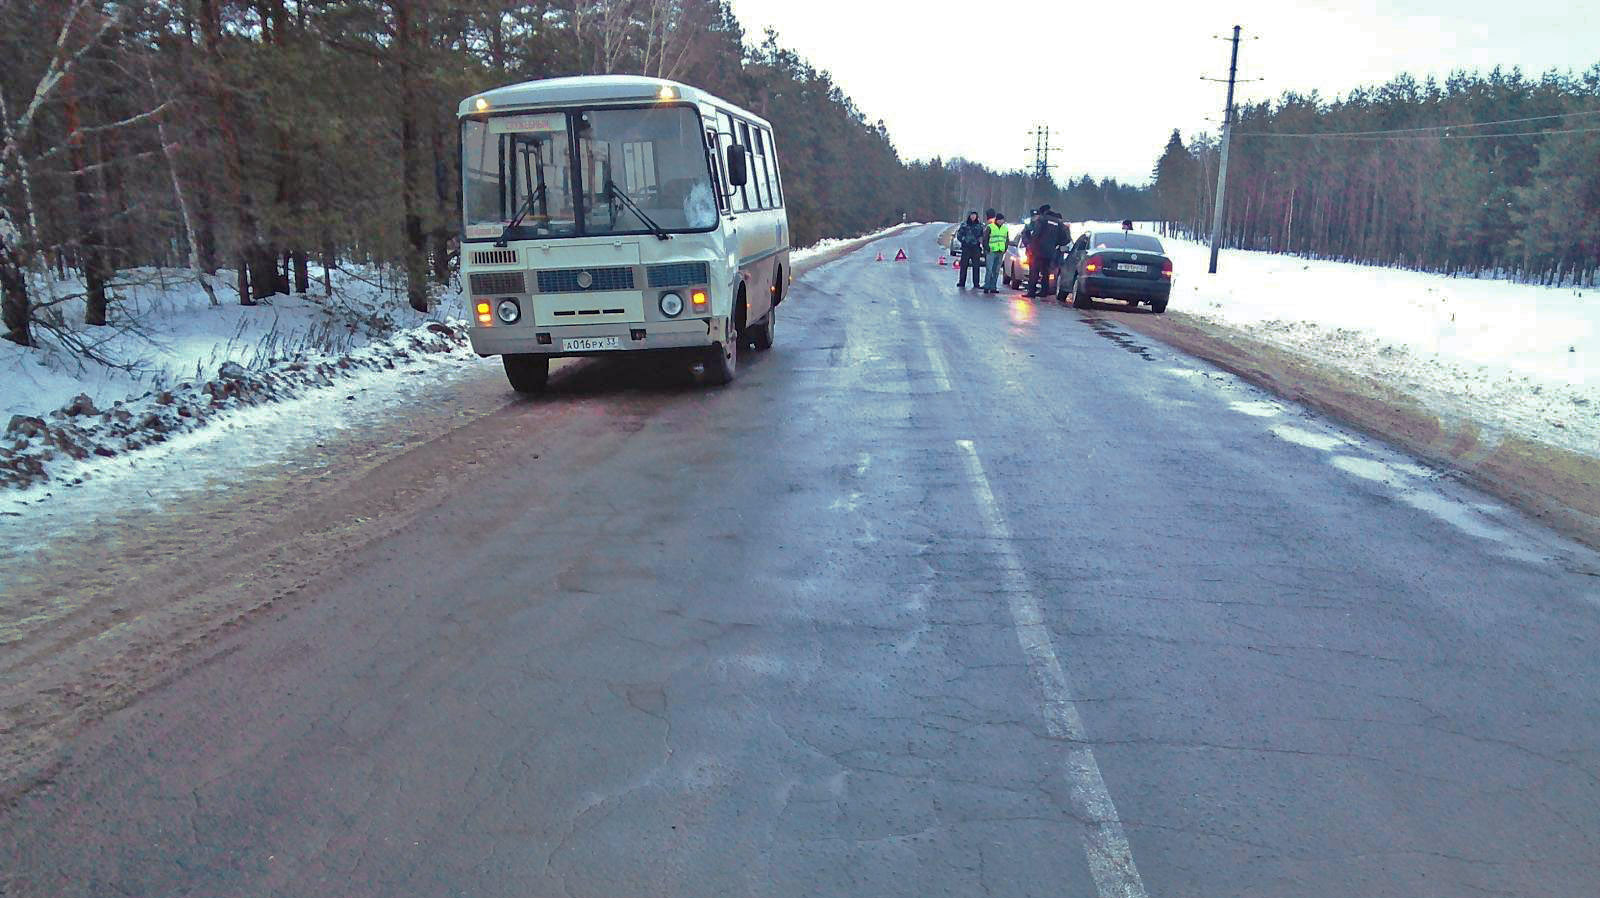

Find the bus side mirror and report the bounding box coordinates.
[726,145,748,187]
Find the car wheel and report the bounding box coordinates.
[1072,284,1091,309]
[502,354,549,394]
[750,308,775,351]
[1152,297,1169,314]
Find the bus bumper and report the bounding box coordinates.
[468,317,725,358]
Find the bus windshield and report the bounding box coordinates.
[461,105,717,241]
[462,112,578,241]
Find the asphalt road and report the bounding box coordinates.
[5,223,1600,897]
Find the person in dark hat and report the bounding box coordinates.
[1023,204,1071,298]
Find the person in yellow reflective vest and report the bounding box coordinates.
[983,213,1008,294]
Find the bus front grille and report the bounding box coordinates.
[471,249,518,266]
[469,271,525,295]
[646,262,710,288]
[537,266,635,293]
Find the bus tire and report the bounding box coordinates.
[502,354,549,394]
[704,301,741,385]
[750,308,775,351]
[703,336,738,384]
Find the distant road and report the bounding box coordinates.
[4,223,1599,897]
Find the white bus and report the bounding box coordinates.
[457,75,790,392]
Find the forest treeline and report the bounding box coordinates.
[941,163,1154,225]
[1151,65,1600,285]
[0,0,991,348]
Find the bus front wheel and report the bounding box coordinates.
[703,335,738,385]
[503,354,549,394]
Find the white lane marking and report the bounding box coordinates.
[917,320,953,392]
[956,439,1150,898]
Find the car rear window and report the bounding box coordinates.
[1090,232,1164,252]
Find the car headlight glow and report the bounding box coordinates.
[659,292,684,317]
[495,298,520,324]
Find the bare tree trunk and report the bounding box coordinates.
[198,0,273,305]
[429,116,452,285]
[64,73,111,326]
[394,0,430,312]
[293,250,309,293]
[0,87,38,346]
[236,254,249,303]
[0,210,30,346]
[150,73,219,306]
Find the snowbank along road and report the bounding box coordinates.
[3,224,1600,897]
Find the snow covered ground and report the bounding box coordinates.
[2,266,453,422]
[792,224,920,266]
[1080,223,1598,457]
[0,266,477,494]
[2,230,904,498]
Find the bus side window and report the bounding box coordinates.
[761,126,782,207]
[753,128,775,210]
[736,120,760,209]
[705,128,727,212]
[717,111,746,213]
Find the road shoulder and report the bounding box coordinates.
[1116,309,1600,550]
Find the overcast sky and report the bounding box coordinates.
[725,0,1598,185]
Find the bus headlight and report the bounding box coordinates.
[659,292,684,317]
[496,298,521,324]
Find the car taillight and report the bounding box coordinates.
[1084,255,1103,273]
[1161,259,1174,278]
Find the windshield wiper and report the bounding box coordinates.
[604,179,670,241]
[494,183,546,247]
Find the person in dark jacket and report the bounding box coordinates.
[1024,204,1071,298]
[954,211,986,288]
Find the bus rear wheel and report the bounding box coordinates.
[502,354,549,394]
[749,308,775,351]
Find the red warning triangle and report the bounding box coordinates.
[875,251,885,261]
[893,248,908,261]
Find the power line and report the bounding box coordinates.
[1236,124,1600,141]
[1234,107,1600,138]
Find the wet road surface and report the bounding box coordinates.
[4,223,1600,897]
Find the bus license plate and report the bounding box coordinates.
[562,336,620,352]
[1116,263,1148,273]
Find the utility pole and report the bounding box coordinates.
[1026,123,1057,180]
[1207,25,1241,274]
[1023,123,1060,216]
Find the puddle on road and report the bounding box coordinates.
[1261,423,1545,563]
[1229,400,1285,418]
[1271,424,1352,452]
[1331,455,1411,488]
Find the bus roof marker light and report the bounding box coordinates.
[474,97,489,112]
[657,85,676,100]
